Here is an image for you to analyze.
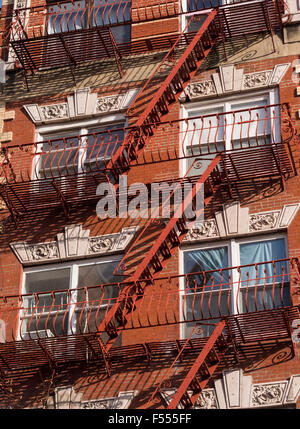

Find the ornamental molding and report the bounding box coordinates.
[182,63,290,102]
[184,202,300,243]
[46,387,136,409]
[10,224,138,265]
[23,88,139,125]
[161,371,300,409]
[14,0,28,9]
[81,391,136,410]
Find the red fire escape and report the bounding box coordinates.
[0,0,299,409]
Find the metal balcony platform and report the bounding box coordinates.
[5,0,285,75]
[0,103,296,221]
[0,306,298,380]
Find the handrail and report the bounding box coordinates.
[0,103,294,185]
[1,0,287,43]
[0,257,298,341]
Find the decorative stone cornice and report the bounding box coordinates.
[161,371,300,409]
[184,202,300,243]
[46,387,136,409]
[182,63,290,102]
[10,224,138,265]
[81,391,136,409]
[23,88,139,125]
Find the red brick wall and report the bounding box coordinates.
[0,1,299,407]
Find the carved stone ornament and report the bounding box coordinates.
[160,388,218,409]
[15,0,28,8]
[40,104,69,121]
[243,71,272,89]
[251,383,286,407]
[81,392,136,409]
[183,202,300,244]
[181,63,290,102]
[10,224,138,265]
[23,88,139,125]
[46,387,136,409]
[249,212,280,232]
[96,94,123,113]
[160,370,300,409]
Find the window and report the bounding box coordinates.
[182,0,246,32]
[181,234,290,338]
[21,257,122,339]
[47,0,131,44]
[34,121,125,180]
[181,91,279,177]
[183,0,219,33]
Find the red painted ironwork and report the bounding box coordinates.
[2,0,286,43]
[0,103,295,220]
[125,9,218,123]
[2,0,285,75]
[114,156,221,280]
[0,258,298,342]
[93,156,221,348]
[0,256,299,384]
[166,320,227,409]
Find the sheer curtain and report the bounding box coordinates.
[230,99,270,149]
[77,260,122,337]
[239,238,290,311]
[184,246,229,337]
[186,107,224,176]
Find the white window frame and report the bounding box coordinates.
[179,232,288,338]
[20,254,122,339]
[180,0,246,33]
[180,88,280,177]
[47,0,132,36]
[32,113,126,181]
[47,1,86,35]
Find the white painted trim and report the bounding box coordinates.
[19,254,122,340]
[179,232,287,338]
[180,88,278,179]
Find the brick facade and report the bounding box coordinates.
[0,0,299,410]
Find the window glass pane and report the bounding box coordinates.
[47,2,85,34]
[186,108,224,176]
[84,124,125,171]
[76,260,122,336]
[239,238,290,311]
[93,0,131,43]
[230,99,270,148]
[183,246,229,338]
[39,134,80,178]
[184,246,229,289]
[186,0,220,12]
[23,268,70,337]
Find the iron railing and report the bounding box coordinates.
[2,0,287,42]
[0,258,298,342]
[0,103,295,184]
[2,0,285,74]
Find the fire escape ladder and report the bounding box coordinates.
[96,156,222,349]
[116,155,222,281]
[106,9,219,179]
[166,320,228,409]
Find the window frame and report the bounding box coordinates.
[179,88,280,178]
[32,113,126,181]
[20,254,122,339]
[179,232,288,338]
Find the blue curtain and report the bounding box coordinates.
[184,246,229,337]
[184,246,229,292]
[239,238,290,310]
